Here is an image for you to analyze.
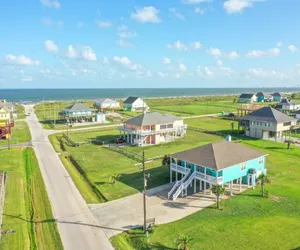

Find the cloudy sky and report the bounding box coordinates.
[0,0,300,88]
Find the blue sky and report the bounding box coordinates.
[0,0,300,88]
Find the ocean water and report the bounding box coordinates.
[0,88,299,102]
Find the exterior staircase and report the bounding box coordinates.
[168,171,196,201]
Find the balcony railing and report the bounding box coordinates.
[118,125,187,135]
[170,163,190,174]
[195,172,223,184]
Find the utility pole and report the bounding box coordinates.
[142,150,147,234]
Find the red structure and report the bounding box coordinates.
[0,122,14,139]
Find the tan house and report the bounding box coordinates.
[118,112,187,146]
[238,106,297,140]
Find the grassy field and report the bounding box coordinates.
[111,138,300,250]
[0,121,31,146]
[15,105,26,119]
[0,148,63,250]
[185,116,238,131]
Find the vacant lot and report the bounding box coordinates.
[185,116,238,131]
[111,138,300,250]
[0,120,31,146]
[0,148,63,250]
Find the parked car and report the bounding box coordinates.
[116,138,126,144]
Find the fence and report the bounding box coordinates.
[106,145,143,162]
[0,171,7,241]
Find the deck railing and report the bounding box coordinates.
[118,125,187,135]
[170,163,190,174]
[195,172,223,183]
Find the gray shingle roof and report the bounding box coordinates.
[238,106,296,123]
[124,96,140,104]
[256,92,264,97]
[94,98,119,105]
[125,112,183,126]
[271,92,282,97]
[172,141,267,170]
[239,93,255,99]
[63,103,92,111]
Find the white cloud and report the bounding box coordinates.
[288,45,298,53]
[117,31,137,39]
[64,45,97,61]
[158,72,168,78]
[44,40,59,53]
[276,41,282,47]
[103,57,109,64]
[207,47,222,57]
[21,75,33,82]
[204,66,213,76]
[182,0,212,4]
[163,57,171,64]
[5,54,40,66]
[179,63,188,71]
[41,17,63,28]
[223,0,256,14]
[194,7,205,14]
[247,48,280,58]
[217,60,223,66]
[116,39,134,48]
[248,68,288,79]
[175,73,181,79]
[40,0,60,9]
[168,40,201,51]
[118,25,128,31]
[96,20,112,28]
[131,6,161,23]
[221,67,233,75]
[113,56,141,71]
[227,51,239,59]
[169,8,185,20]
[78,22,84,28]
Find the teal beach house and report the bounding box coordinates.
[168,140,267,200]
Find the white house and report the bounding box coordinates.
[94,98,120,110]
[118,112,187,146]
[296,110,300,121]
[276,99,300,111]
[123,97,149,112]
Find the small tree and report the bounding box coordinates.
[284,139,295,149]
[162,155,171,167]
[176,234,192,250]
[109,173,121,184]
[257,173,270,198]
[211,184,226,209]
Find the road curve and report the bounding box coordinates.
[25,104,114,250]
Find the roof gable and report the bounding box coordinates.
[256,92,264,97]
[95,98,119,105]
[239,106,296,123]
[239,93,255,99]
[125,112,183,126]
[124,96,140,104]
[272,92,282,97]
[63,103,92,111]
[172,141,266,170]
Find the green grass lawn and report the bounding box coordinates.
[185,116,238,131]
[0,148,63,250]
[0,120,31,146]
[111,138,300,250]
[15,104,26,119]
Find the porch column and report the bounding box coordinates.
[230,181,233,196]
[216,171,218,184]
[170,168,172,183]
[184,161,187,171]
[176,171,178,182]
[247,175,250,188]
[239,177,242,192]
[204,182,206,197]
[210,183,212,195]
[252,175,256,189]
[194,178,196,193]
[200,180,202,191]
[204,167,207,180]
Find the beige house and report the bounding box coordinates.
[238,106,297,140]
[118,112,187,146]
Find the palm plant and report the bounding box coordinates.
[176,234,192,250]
[109,173,121,184]
[211,184,226,209]
[257,173,270,198]
[162,155,171,167]
[284,139,295,149]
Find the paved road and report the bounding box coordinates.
[25,105,114,250]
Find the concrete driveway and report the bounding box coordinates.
[89,183,245,239]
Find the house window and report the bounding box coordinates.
[241,163,246,171]
[259,157,264,164]
[160,124,167,130]
[283,122,291,126]
[167,124,173,128]
[260,122,262,126]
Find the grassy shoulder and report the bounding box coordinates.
[0,148,63,250]
[111,138,300,250]
[0,120,31,146]
[15,104,26,119]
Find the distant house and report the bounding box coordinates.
[238,106,297,140]
[256,92,273,103]
[237,94,257,103]
[275,99,300,111]
[123,97,149,112]
[60,103,93,122]
[94,98,120,110]
[118,112,187,146]
[271,92,283,102]
[295,110,300,121]
[0,106,11,126]
[0,100,17,119]
[168,141,267,200]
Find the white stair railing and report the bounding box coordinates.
[172,171,196,200]
[167,169,191,199]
